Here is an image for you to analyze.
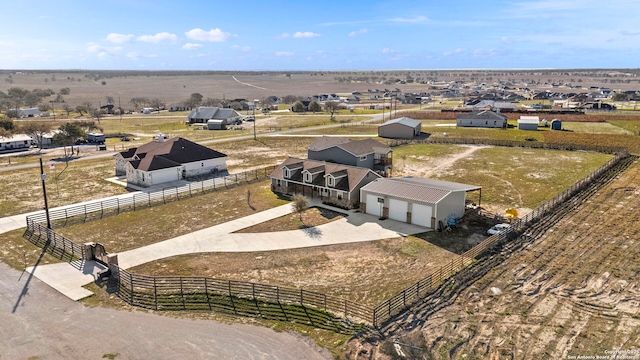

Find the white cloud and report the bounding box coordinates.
[306,56,313,61]
[293,31,320,38]
[388,16,430,24]
[231,45,251,52]
[137,32,177,44]
[182,43,203,50]
[185,28,230,42]
[382,48,397,54]
[277,33,290,39]
[444,48,466,56]
[348,28,369,37]
[86,42,122,57]
[106,33,134,44]
[275,51,294,57]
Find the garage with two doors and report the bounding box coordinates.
[360,177,481,230]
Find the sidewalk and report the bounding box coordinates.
[24,199,427,300]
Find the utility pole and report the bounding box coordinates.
[253,102,256,140]
[39,158,52,230]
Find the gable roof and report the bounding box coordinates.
[361,176,480,204]
[456,110,508,121]
[308,137,392,157]
[380,117,422,128]
[270,157,381,192]
[188,107,241,120]
[124,137,226,172]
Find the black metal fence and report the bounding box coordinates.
[27,166,276,225]
[23,218,86,261]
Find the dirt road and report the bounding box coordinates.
[0,262,331,359]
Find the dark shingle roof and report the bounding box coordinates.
[127,137,226,172]
[307,136,350,151]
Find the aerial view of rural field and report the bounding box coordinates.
[2,1,640,359]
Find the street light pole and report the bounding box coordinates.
[39,158,52,230]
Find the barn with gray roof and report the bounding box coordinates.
[378,117,422,139]
[187,107,242,128]
[360,177,481,229]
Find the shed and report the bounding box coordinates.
[518,116,539,131]
[207,119,226,130]
[550,119,562,130]
[360,177,481,229]
[378,117,422,139]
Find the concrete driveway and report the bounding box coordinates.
[24,200,427,300]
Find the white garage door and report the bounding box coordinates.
[365,194,383,217]
[150,168,180,185]
[388,198,408,222]
[412,203,433,228]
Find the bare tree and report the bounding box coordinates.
[62,103,73,117]
[323,101,340,121]
[291,194,308,221]
[308,100,322,113]
[150,98,164,112]
[106,96,115,105]
[21,121,52,151]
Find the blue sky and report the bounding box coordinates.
[2,0,639,70]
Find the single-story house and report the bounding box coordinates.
[270,157,381,209]
[169,103,191,112]
[456,110,508,128]
[378,117,422,139]
[307,136,393,176]
[18,108,41,118]
[187,107,242,126]
[518,116,540,131]
[360,177,481,229]
[0,134,33,151]
[465,100,517,111]
[114,137,227,187]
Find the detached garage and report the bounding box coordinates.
[360,177,481,230]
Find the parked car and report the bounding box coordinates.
[487,223,511,235]
[244,116,255,122]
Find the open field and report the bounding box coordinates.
[353,157,640,359]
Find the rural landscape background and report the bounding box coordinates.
[0,67,639,359]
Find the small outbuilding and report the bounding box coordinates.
[207,119,226,130]
[360,176,481,229]
[378,117,422,139]
[550,119,562,130]
[518,116,540,131]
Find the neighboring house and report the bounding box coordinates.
[270,157,381,209]
[307,136,393,176]
[114,137,227,188]
[378,117,422,139]
[360,177,481,230]
[18,108,41,118]
[187,107,242,126]
[100,104,115,114]
[456,110,508,128]
[0,134,33,151]
[30,130,58,148]
[465,100,518,111]
[518,116,540,131]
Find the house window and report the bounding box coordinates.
[359,155,367,161]
[142,173,145,181]
[485,121,488,125]
[327,177,334,187]
[304,172,312,183]
[283,168,291,178]
[337,192,343,200]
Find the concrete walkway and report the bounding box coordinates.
[24,200,427,300]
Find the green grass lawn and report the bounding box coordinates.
[560,121,635,135]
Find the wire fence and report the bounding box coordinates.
[372,150,628,326]
[27,166,276,226]
[22,140,630,328]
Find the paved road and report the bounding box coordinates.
[0,262,331,360]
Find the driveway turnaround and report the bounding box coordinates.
[1,263,331,360]
[25,200,427,300]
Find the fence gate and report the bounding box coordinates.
[91,243,109,265]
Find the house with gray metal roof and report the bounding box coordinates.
[456,110,508,128]
[378,117,422,139]
[270,157,381,209]
[360,177,481,229]
[114,137,227,187]
[187,107,242,128]
[307,136,393,176]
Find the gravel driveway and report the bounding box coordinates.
[0,262,331,360]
